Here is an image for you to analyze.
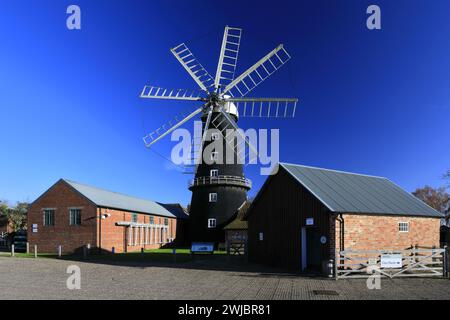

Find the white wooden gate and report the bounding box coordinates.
[336,248,448,279]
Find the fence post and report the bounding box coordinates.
[11,244,14,257]
[26,242,29,254]
[444,245,449,279]
[57,245,62,258]
[34,245,37,258]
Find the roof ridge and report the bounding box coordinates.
[279,163,387,180]
[63,179,161,204]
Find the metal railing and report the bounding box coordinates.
[188,175,252,189]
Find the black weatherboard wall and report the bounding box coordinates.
[188,111,250,243]
[246,165,332,270]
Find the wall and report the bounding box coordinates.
[27,180,97,253]
[98,207,178,253]
[247,167,331,270]
[334,213,441,254]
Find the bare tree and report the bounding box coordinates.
[412,186,449,213]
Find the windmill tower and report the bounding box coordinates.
[140,26,298,244]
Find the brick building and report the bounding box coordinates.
[27,179,188,254]
[245,163,443,271]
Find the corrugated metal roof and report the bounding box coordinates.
[280,163,443,218]
[63,179,176,218]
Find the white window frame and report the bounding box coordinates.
[43,208,55,226]
[211,151,219,162]
[399,222,409,233]
[210,169,219,177]
[208,218,217,228]
[209,193,218,202]
[69,208,82,226]
[211,132,220,141]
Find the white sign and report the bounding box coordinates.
[306,218,314,226]
[32,224,38,233]
[381,254,402,268]
[259,232,264,241]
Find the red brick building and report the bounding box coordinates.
[245,163,443,271]
[27,179,188,254]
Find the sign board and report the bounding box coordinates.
[381,254,402,268]
[368,258,378,265]
[306,218,314,226]
[259,232,264,241]
[191,242,214,254]
[32,224,38,233]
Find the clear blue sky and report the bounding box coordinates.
[1,0,449,206]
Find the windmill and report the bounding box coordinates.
[140,26,298,244]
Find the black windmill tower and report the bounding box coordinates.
[140,26,298,244]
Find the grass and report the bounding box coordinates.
[0,248,227,263]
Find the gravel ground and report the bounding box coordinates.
[0,256,449,300]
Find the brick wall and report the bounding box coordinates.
[27,180,97,253]
[28,180,180,254]
[334,213,441,254]
[98,207,178,253]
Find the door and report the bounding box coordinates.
[306,228,321,270]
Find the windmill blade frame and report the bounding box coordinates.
[171,43,215,91]
[214,26,242,90]
[143,106,205,148]
[222,44,291,97]
[140,85,208,102]
[217,107,259,161]
[225,97,298,118]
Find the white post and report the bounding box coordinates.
[11,244,14,257]
[34,245,37,258]
[128,226,133,246]
[26,242,29,254]
[58,245,62,258]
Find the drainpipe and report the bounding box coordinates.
[98,208,102,253]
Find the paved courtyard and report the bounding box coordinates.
[0,256,449,299]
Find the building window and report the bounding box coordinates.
[209,193,218,202]
[150,216,154,224]
[164,218,168,226]
[211,151,219,162]
[43,209,55,226]
[131,213,138,223]
[208,218,216,228]
[399,222,409,233]
[259,232,264,241]
[211,132,220,141]
[69,209,81,226]
[210,169,219,177]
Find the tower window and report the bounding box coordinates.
[211,151,219,161]
[208,218,217,228]
[209,193,218,202]
[211,132,220,141]
[210,169,219,177]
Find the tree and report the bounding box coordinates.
[0,201,8,216]
[412,186,449,213]
[6,202,28,232]
[444,170,450,188]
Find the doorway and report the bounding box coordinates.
[301,227,321,271]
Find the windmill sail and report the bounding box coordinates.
[215,26,242,90]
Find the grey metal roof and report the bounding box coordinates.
[280,163,443,218]
[63,179,176,218]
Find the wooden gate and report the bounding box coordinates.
[336,247,448,279]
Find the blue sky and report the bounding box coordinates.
[1,0,449,206]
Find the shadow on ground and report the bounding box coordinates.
[44,251,326,278]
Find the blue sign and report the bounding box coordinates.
[191,242,214,253]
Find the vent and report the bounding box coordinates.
[312,290,339,296]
